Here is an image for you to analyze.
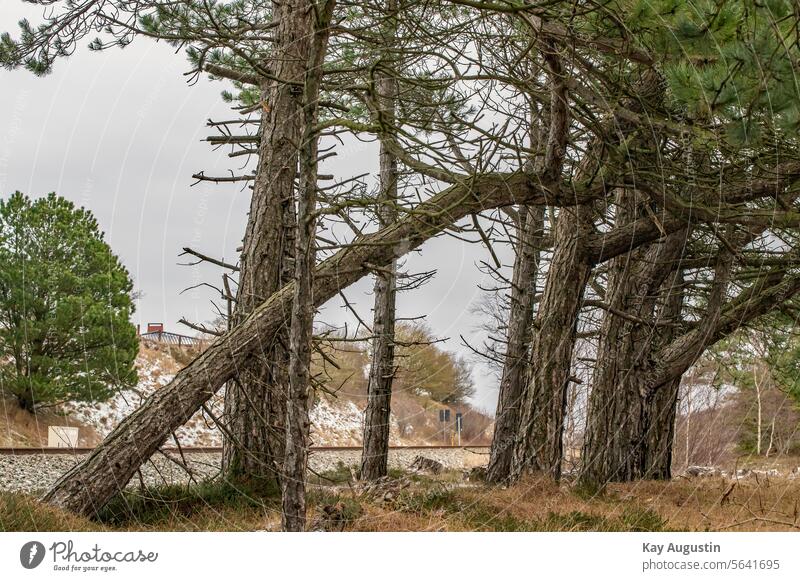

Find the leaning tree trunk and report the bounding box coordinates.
[41,162,800,516]
[581,230,800,487]
[360,1,400,481]
[222,0,309,482]
[40,170,592,516]
[581,164,769,487]
[504,42,583,483]
[502,199,678,483]
[505,192,685,483]
[486,206,544,483]
[505,65,668,484]
[580,198,688,486]
[502,54,589,482]
[641,269,686,479]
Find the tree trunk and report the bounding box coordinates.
[580,215,800,487]
[280,0,335,532]
[766,415,776,458]
[39,173,623,516]
[506,69,672,483]
[580,259,654,484]
[510,205,594,481]
[755,364,763,455]
[359,253,397,480]
[581,248,800,487]
[222,0,309,482]
[685,383,691,468]
[486,206,544,483]
[501,43,578,483]
[580,188,687,485]
[16,385,35,413]
[581,197,739,487]
[641,270,686,479]
[361,2,400,481]
[504,201,686,483]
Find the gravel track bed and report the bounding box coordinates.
[0,448,489,494]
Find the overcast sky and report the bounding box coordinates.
[0,4,509,412]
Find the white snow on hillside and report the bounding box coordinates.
[63,345,403,447]
[310,398,403,446]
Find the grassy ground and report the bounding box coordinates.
[2,467,799,532]
[0,392,101,447]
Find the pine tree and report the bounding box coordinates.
[0,192,138,411]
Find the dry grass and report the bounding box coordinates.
[0,492,103,532]
[3,469,799,532]
[346,476,670,532]
[605,476,800,531]
[0,393,101,447]
[0,479,282,532]
[139,339,204,371]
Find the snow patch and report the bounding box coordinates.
[63,348,403,447]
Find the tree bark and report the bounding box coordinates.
[221,0,308,482]
[755,364,763,455]
[506,68,670,483]
[280,0,335,532]
[510,204,594,481]
[502,43,584,483]
[486,206,544,483]
[641,269,685,479]
[506,203,688,483]
[581,219,754,487]
[42,168,584,515]
[17,386,35,413]
[487,48,556,483]
[360,0,400,481]
[580,186,688,485]
[359,251,397,479]
[643,376,681,479]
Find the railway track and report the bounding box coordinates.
[0,445,489,455]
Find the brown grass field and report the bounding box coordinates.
[2,466,799,532]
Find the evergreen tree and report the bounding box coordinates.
[0,192,138,411]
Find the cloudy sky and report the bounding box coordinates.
[0,3,509,412]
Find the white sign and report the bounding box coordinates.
[47,426,79,448]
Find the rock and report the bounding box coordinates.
[464,466,487,482]
[685,465,719,477]
[357,475,411,504]
[409,455,444,475]
[751,469,780,478]
[309,503,349,532]
[0,448,490,494]
[734,468,779,479]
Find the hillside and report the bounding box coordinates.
[0,394,100,448]
[1,339,493,448]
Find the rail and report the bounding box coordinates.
[0,445,489,455]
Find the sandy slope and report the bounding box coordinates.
[1,340,493,448]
